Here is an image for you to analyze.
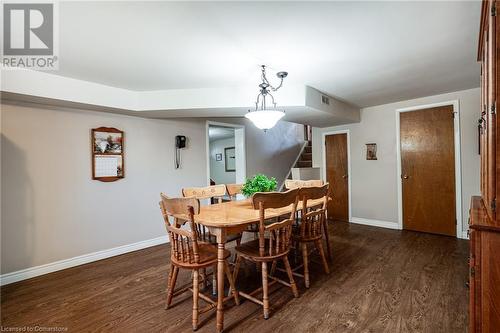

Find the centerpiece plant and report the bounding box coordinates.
[241,174,278,197]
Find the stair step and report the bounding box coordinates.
[296,161,313,168]
[301,153,312,161]
[303,146,312,154]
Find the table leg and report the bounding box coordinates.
[216,230,226,333]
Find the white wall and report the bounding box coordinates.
[209,137,236,184]
[1,104,304,278]
[214,118,304,187]
[312,88,480,234]
[1,103,207,275]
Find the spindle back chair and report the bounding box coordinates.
[294,184,330,288]
[159,194,239,331]
[233,188,300,319]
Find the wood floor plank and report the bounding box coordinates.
[1,222,468,332]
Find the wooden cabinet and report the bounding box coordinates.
[470,1,500,332]
[469,198,500,332]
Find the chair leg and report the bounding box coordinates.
[261,262,270,319]
[323,219,332,261]
[232,255,242,283]
[233,235,242,264]
[283,256,299,298]
[202,268,208,289]
[166,266,179,309]
[294,240,300,264]
[212,264,217,296]
[192,269,199,331]
[270,260,277,276]
[166,263,174,291]
[302,242,310,288]
[224,261,240,305]
[315,240,330,274]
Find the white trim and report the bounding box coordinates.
[206,121,246,186]
[279,140,308,191]
[461,230,469,240]
[322,129,352,222]
[0,236,168,286]
[395,100,463,237]
[350,217,400,230]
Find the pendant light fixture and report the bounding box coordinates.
[245,65,288,131]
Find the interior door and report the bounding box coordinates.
[400,105,456,236]
[325,133,349,221]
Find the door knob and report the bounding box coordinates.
[403,174,409,179]
[342,174,348,179]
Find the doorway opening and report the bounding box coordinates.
[396,101,462,238]
[206,122,246,189]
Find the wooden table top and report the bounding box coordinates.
[174,198,324,228]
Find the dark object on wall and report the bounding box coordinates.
[215,153,222,161]
[366,143,377,160]
[175,135,186,169]
[175,135,186,149]
[225,146,236,172]
[91,127,124,182]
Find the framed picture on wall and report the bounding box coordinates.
[366,143,377,160]
[91,127,125,182]
[216,153,222,161]
[225,147,236,172]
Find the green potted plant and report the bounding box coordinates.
[241,174,278,197]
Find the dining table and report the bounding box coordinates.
[174,197,328,333]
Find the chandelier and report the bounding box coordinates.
[245,65,288,131]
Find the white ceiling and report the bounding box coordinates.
[52,1,481,108]
[209,126,235,141]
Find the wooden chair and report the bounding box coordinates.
[284,179,332,261]
[182,184,241,244]
[159,195,239,331]
[182,184,227,205]
[182,184,242,293]
[233,189,300,319]
[293,184,330,288]
[226,183,244,200]
[284,179,323,190]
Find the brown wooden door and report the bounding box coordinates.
[325,133,349,221]
[400,106,456,236]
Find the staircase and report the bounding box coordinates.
[280,126,320,190]
[293,141,312,169]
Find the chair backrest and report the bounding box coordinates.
[252,188,299,257]
[226,183,243,200]
[159,194,203,264]
[284,179,324,190]
[182,184,227,204]
[297,184,329,240]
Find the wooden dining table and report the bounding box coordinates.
[174,197,327,333]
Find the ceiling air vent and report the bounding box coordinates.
[321,95,330,105]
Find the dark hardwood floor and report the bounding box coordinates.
[1,222,469,332]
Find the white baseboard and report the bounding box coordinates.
[350,217,400,230]
[350,217,470,240]
[0,235,169,286]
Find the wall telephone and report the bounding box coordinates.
[175,135,186,169]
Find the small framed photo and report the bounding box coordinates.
[215,153,222,161]
[366,143,377,160]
